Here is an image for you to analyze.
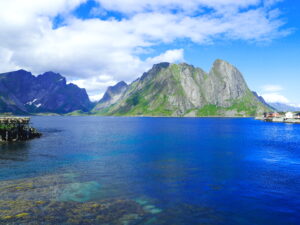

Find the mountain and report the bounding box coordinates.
[93,81,128,111]
[93,59,271,117]
[0,70,92,114]
[252,91,275,110]
[269,102,300,112]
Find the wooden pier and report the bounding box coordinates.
[0,117,30,125]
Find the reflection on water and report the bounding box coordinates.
[0,142,30,161]
[0,117,300,224]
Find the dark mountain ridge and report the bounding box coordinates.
[0,69,92,114]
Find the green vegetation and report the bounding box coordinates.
[170,64,185,97]
[65,110,91,116]
[195,92,268,117]
[0,124,15,130]
[197,105,222,116]
[35,112,61,116]
[126,92,145,106]
[227,90,267,116]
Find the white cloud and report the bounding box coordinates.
[95,0,261,14]
[262,93,289,103]
[262,84,283,92]
[261,84,292,104]
[70,48,184,101]
[89,93,105,102]
[0,0,291,98]
[145,49,184,67]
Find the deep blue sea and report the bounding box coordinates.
[0,117,300,224]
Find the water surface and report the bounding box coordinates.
[0,117,299,224]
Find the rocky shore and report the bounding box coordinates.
[0,117,41,142]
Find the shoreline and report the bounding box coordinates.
[4,114,255,119]
[255,116,300,124]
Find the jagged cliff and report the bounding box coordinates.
[0,70,92,114]
[93,59,271,117]
[93,81,128,111]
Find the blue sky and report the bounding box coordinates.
[0,0,299,104]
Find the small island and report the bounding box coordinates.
[0,117,41,142]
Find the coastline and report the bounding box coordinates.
[255,116,300,124]
[6,113,254,119]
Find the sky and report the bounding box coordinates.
[0,0,299,105]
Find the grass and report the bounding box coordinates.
[197,105,222,116]
[0,124,15,130]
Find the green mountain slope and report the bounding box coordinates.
[93,59,271,117]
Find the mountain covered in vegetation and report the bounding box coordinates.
[0,70,92,114]
[93,59,271,117]
[93,81,128,111]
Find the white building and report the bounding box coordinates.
[285,112,294,119]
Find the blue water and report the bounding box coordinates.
[0,117,300,224]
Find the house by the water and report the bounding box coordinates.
[256,111,300,124]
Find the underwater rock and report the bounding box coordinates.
[135,198,162,214]
[0,199,147,225]
[59,181,101,202]
[0,173,77,201]
[0,173,156,225]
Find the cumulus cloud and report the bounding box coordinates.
[262,93,289,103]
[95,0,261,14]
[70,48,184,101]
[0,0,291,100]
[261,84,292,104]
[262,84,283,92]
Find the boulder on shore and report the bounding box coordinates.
[0,117,41,142]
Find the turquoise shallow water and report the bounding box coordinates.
[0,116,300,224]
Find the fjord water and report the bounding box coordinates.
[0,117,300,224]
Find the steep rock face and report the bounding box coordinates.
[93,81,128,111]
[0,70,92,114]
[94,59,271,116]
[204,59,249,107]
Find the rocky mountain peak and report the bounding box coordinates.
[211,59,241,78]
[141,62,170,81]
[111,81,128,90]
[0,70,92,114]
[93,81,128,111]
[15,69,31,74]
[153,62,170,69]
[38,71,66,84]
[4,69,33,79]
[93,59,271,117]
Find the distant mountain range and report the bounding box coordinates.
[0,60,273,116]
[0,70,92,114]
[268,102,300,112]
[93,59,271,117]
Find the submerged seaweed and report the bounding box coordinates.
[0,199,146,225]
[0,173,152,225]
